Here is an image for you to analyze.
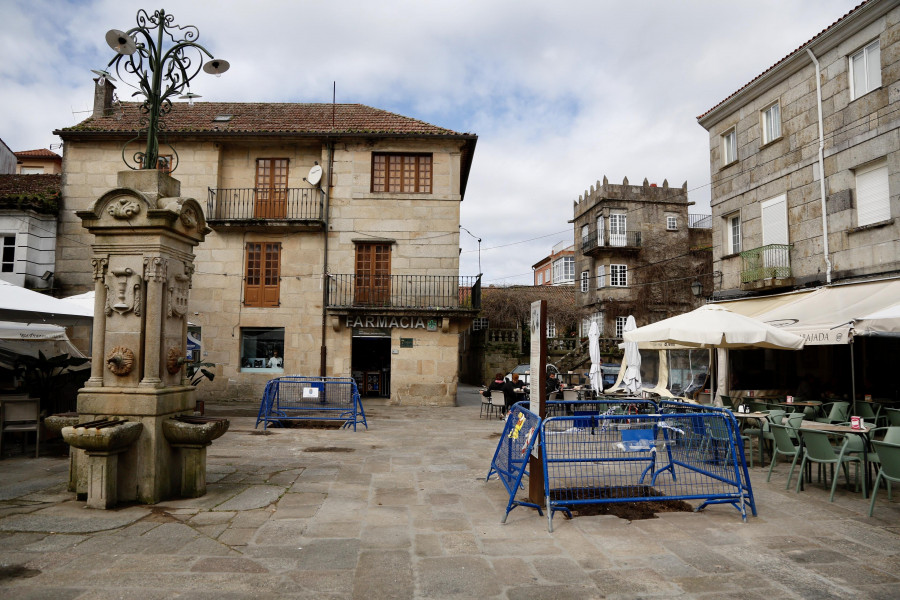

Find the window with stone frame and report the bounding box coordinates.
[726,213,741,255]
[722,127,737,166]
[1,235,15,273]
[855,159,890,227]
[610,264,627,287]
[761,101,781,144]
[244,242,281,307]
[596,264,606,288]
[850,40,881,100]
[615,316,628,339]
[371,153,432,193]
[666,215,677,231]
[580,270,589,292]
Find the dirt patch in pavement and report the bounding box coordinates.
[279,420,346,429]
[551,486,693,521]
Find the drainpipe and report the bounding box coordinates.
[319,141,334,376]
[806,48,833,284]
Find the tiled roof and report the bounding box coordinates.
[58,102,473,138]
[0,174,61,215]
[697,1,869,120]
[15,149,61,159]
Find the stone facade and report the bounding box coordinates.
[572,176,713,335]
[55,101,478,406]
[698,0,900,297]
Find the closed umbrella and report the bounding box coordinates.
[623,315,642,395]
[588,321,601,395]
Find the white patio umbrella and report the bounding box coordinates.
[622,315,642,395]
[622,304,805,350]
[588,320,601,395]
[0,280,93,326]
[623,304,804,405]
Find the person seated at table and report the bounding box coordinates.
[502,372,526,413]
[482,373,505,400]
[546,371,563,399]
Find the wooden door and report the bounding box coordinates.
[355,243,391,305]
[255,159,288,219]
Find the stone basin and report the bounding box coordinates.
[61,420,143,454]
[44,413,80,436]
[162,416,229,447]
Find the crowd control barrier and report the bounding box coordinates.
[485,403,543,522]
[540,406,755,532]
[255,376,368,431]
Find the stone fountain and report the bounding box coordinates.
[71,170,216,506]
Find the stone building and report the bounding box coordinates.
[0,173,59,289]
[53,85,478,406]
[572,176,713,337]
[532,241,575,286]
[695,0,900,402]
[697,0,900,297]
[15,149,62,175]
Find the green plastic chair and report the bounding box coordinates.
[796,428,860,502]
[816,401,850,425]
[868,441,900,517]
[767,423,801,489]
[883,407,900,427]
[743,410,784,466]
[855,403,885,429]
[785,412,804,441]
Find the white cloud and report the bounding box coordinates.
[0,0,862,283]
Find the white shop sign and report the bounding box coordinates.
[345,315,428,329]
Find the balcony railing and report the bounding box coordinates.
[688,214,712,229]
[207,188,324,222]
[740,244,792,284]
[327,274,481,310]
[581,230,642,253]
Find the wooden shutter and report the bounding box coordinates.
[245,242,280,306]
[857,162,889,227]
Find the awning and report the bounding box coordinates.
[717,278,900,345]
[0,280,93,325]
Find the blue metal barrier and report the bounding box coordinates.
[485,404,543,523]
[255,376,368,431]
[540,408,754,532]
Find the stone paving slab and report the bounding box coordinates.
[0,385,899,599]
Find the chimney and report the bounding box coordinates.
[93,78,116,119]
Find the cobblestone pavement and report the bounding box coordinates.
[1,386,898,599]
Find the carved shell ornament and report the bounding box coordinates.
[166,346,184,374]
[108,198,141,219]
[105,346,135,376]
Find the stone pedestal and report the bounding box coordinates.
[72,170,210,507]
[175,444,209,498]
[85,450,123,509]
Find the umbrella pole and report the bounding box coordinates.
[850,338,857,415]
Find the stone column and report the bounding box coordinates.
[140,257,165,388]
[87,258,108,386]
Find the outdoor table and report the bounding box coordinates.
[799,420,872,498]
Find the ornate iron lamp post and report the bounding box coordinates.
[101,8,228,172]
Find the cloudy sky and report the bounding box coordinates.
[1,0,860,284]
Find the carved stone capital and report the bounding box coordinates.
[143,256,166,283]
[108,197,142,219]
[91,257,109,281]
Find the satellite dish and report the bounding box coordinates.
[307,164,323,186]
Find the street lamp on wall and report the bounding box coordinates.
[691,280,703,298]
[99,9,228,173]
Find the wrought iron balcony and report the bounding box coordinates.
[688,214,712,229]
[207,188,324,227]
[326,274,481,312]
[740,244,792,285]
[581,230,642,254]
